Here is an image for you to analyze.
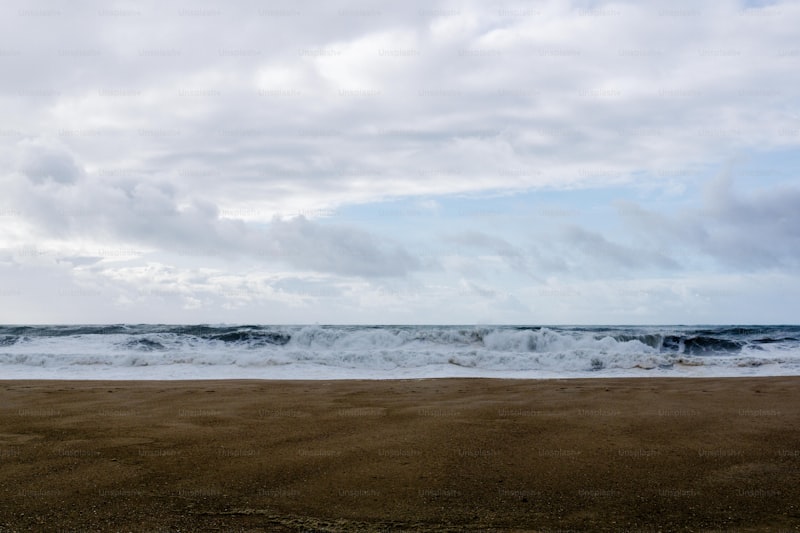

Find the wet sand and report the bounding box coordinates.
[1,377,799,532]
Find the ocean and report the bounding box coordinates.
[1,324,799,380]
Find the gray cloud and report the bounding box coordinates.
[562,225,680,273]
[5,147,421,277]
[445,231,533,275]
[264,216,421,277]
[617,177,800,270]
[17,140,83,185]
[445,225,678,279]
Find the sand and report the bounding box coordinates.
[1,377,799,532]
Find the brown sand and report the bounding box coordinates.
[1,377,799,532]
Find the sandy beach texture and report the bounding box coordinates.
[1,377,799,532]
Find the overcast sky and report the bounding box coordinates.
[1,0,798,324]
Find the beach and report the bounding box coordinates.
[1,377,799,532]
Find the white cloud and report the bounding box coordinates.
[1,0,798,323]
[3,0,797,216]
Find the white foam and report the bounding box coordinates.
[1,325,798,379]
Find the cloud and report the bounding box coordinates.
[445,223,678,279]
[4,147,422,278]
[618,177,800,270]
[2,0,798,219]
[264,216,421,277]
[561,225,680,273]
[2,0,799,323]
[16,139,83,185]
[700,176,800,268]
[445,231,533,275]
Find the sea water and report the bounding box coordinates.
[0,324,798,379]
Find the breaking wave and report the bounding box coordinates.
[0,324,798,379]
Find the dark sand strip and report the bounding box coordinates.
[1,377,799,532]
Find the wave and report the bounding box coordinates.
[0,325,798,378]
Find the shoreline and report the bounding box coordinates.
[3,366,799,381]
[3,373,800,382]
[2,377,799,531]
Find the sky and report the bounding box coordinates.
[0,0,798,325]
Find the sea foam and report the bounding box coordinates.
[0,324,798,379]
